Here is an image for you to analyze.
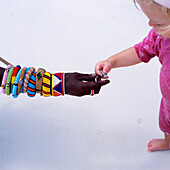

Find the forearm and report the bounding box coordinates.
[108,47,142,69]
[0,67,5,86]
[0,66,65,97]
[0,65,109,97]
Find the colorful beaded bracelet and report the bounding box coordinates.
[35,68,46,95]
[42,72,51,97]
[27,71,36,97]
[51,73,65,96]
[20,67,30,93]
[11,65,21,93]
[12,68,22,98]
[17,67,27,94]
[5,66,15,95]
[1,65,12,94]
[23,67,35,93]
[0,63,66,98]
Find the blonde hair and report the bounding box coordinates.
[133,0,170,17]
[133,0,170,37]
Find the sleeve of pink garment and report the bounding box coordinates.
[134,28,160,63]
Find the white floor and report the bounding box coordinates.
[0,0,169,170]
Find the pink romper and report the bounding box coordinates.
[134,28,170,134]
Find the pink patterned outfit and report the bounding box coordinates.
[134,28,170,134]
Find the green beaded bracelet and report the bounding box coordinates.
[5,66,15,95]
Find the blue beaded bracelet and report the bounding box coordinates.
[12,68,22,98]
[27,71,36,97]
[21,67,31,93]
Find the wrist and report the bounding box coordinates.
[0,67,5,86]
[106,57,115,69]
[64,73,68,94]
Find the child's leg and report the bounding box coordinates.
[147,133,170,152]
[148,98,170,152]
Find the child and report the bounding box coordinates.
[95,0,170,152]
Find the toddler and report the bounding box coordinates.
[95,0,170,152]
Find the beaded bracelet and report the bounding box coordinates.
[1,64,66,98]
[20,67,30,93]
[42,72,51,97]
[23,67,35,93]
[11,65,21,93]
[51,73,65,96]
[17,67,27,94]
[1,65,12,94]
[5,66,15,95]
[27,71,36,97]
[12,68,22,98]
[35,68,46,95]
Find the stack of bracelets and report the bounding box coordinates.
[1,65,65,98]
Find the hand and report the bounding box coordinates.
[95,60,112,77]
[65,72,110,97]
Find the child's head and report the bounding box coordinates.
[134,0,170,37]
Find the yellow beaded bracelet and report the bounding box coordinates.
[42,72,51,97]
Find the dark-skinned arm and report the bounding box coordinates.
[0,67,110,96]
[0,67,5,86]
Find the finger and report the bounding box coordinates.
[82,80,110,90]
[95,68,102,77]
[96,80,110,87]
[78,89,95,96]
[78,73,97,81]
[92,80,109,95]
[103,61,112,74]
[95,63,105,76]
[96,76,101,82]
[96,75,109,82]
[103,66,111,74]
[87,88,101,96]
[94,88,100,94]
[88,80,110,89]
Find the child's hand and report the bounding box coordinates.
[95,60,112,77]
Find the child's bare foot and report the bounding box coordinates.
[147,139,170,152]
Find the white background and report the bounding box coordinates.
[0,0,169,170]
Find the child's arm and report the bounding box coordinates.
[95,47,142,76]
[108,47,141,68]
